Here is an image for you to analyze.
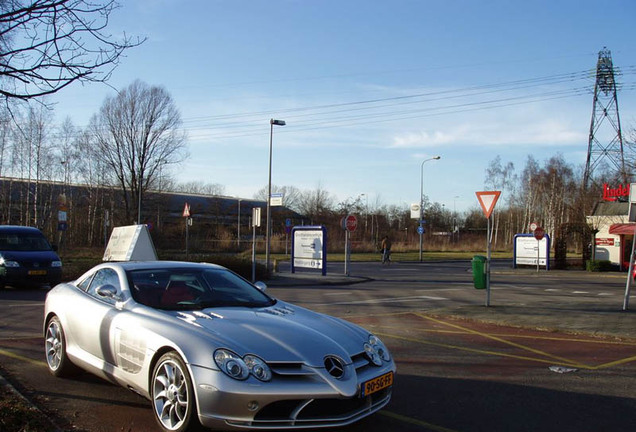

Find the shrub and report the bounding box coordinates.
[585,260,613,272]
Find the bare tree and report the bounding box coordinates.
[297,184,334,224]
[90,80,188,223]
[254,184,302,213]
[175,181,226,196]
[0,0,144,101]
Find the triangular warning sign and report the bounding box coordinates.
[475,191,501,219]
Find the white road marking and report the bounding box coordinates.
[316,295,447,306]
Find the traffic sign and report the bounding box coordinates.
[344,214,358,232]
[533,226,545,241]
[417,226,424,235]
[182,202,191,218]
[529,222,538,231]
[475,190,501,219]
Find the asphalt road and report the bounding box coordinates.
[0,260,635,432]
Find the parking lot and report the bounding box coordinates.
[1,260,635,431]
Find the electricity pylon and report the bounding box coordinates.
[584,47,627,189]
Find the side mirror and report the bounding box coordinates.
[254,281,267,291]
[96,284,119,299]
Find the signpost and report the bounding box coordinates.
[624,183,636,311]
[342,214,357,276]
[251,207,262,282]
[533,226,545,272]
[475,191,501,307]
[183,203,191,259]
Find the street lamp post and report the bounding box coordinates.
[137,169,143,225]
[266,119,286,272]
[237,198,242,250]
[419,156,441,262]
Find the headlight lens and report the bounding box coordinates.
[364,335,391,365]
[214,349,271,381]
[214,349,249,380]
[0,257,19,267]
[244,355,272,381]
[51,260,62,268]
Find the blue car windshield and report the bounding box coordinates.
[0,233,52,251]
[127,267,275,310]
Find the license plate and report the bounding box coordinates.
[361,371,393,397]
[28,270,47,276]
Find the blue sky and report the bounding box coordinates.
[49,0,636,213]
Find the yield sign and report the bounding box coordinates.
[475,191,501,219]
[182,202,191,218]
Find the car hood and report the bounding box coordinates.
[0,250,60,262]
[165,301,368,367]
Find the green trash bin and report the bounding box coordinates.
[472,255,487,290]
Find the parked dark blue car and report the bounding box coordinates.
[0,226,62,289]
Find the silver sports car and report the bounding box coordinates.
[44,261,395,431]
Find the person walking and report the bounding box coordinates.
[380,235,392,265]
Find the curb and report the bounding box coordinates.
[0,371,63,432]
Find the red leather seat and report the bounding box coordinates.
[161,281,194,306]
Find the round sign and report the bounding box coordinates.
[529,222,538,231]
[417,226,424,235]
[345,214,358,232]
[533,226,545,241]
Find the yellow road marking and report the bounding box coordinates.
[379,410,459,432]
[0,348,47,367]
[415,313,591,368]
[376,331,585,367]
[370,324,636,346]
[349,310,636,369]
[590,354,636,370]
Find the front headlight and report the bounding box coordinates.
[364,335,391,366]
[214,349,271,382]
[244,355,272,381]
[51,260,62,268]
[0,257,19,267]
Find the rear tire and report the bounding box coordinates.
[151,352,201,432]
[45,316,77,377]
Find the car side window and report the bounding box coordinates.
[76,274,93,292]
[87,268,121,303]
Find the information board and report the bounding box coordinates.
[513,233,550,269]
[291,226,327,275]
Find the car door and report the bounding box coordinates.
[65,267,124,368]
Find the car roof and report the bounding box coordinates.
[0,225,44,234]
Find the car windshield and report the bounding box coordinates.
[0,232,52,251]
[127,267,276,310]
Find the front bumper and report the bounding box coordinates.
[0,266,62,287]
[191,361,395,430]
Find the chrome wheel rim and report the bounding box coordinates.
[153,359,189,430]
[45,320,62,371]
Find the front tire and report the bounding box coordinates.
[45,316,77,377]
[152,352,200,432]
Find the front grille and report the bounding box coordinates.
[18,260,51,268]
[249,388,392,428]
